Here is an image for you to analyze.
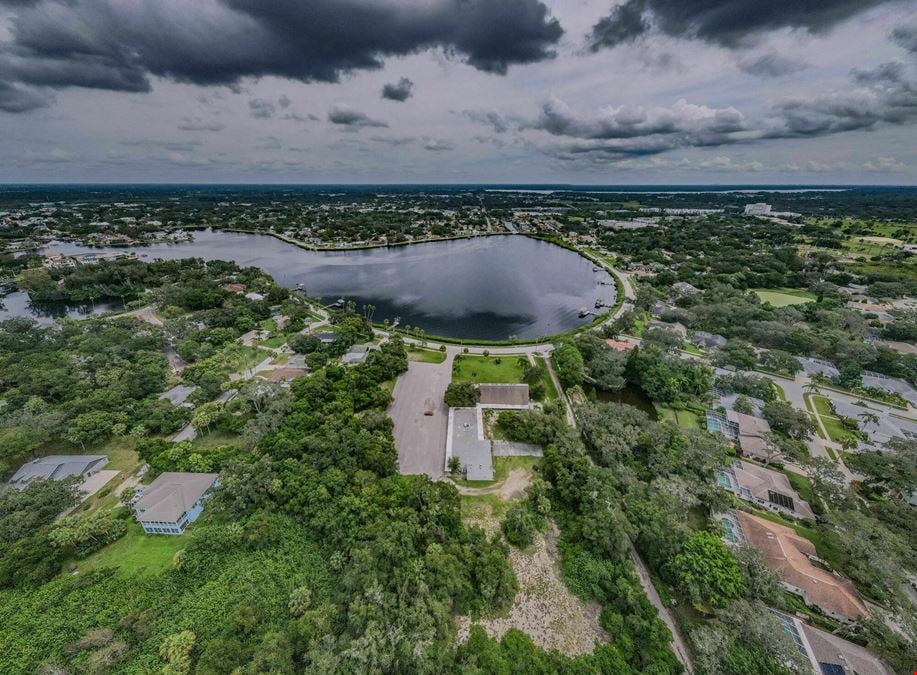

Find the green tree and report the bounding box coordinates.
[552,343,584,388]
[667,531,745,608]
[444,382,479,407]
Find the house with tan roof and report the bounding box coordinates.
[725,510,868,623]
[133,472,219,535]
[605,338,637,352]
[717,460,815,520]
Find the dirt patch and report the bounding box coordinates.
[457,509,607,657]
[455,467,532,499]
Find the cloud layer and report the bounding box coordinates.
[590,0,898,49]
[0,0,562,111]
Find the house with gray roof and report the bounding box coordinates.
[341,342,378,365]
[774,611,893,675]
[10,455,108,488]
[133,472,218,535]
[716,459,815,519]
[691,331,727,350]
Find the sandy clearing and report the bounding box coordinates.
[454,467,532,499]
[457,507,607,657]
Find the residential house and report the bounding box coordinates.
[649,300,672,317]
[723,510,868,623]
[341,342,378,365]
[10,455,108,488]
[313,331,337,345]
[716,460,815,519]
[605,338,637,352]
[671,281,700,296]
[647,319,688,339]
[774,611,893,675]
[134,472,219,535]
[707,409,777,462]
[691,331,727,350]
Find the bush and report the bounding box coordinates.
[501,503,539,548]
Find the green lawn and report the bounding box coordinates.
[452,354,526,384]
[753,289,816,307]
[808,394,862,446]
[191,430,246,452]
[453,456,540,489]
[75,520,188,577]
[536,357,559,401]
[407,347,447,364]
[681,342,704,356]
[785,471,815,507]
[655,405,704,430]
[809,394,834,417]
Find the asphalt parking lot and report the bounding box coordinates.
[388,356,453,477]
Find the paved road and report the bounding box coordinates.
[389,352,454,477]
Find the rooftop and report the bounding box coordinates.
[134,472,219,523]
[734,511,867,622]
[450,407,493,481]
[10,455,108,486]
[479,383,530,407]
[722,460,815,519]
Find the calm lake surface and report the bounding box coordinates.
[13,231,615,340]
[0,290,123,327]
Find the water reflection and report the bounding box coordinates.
[22,231,614,340]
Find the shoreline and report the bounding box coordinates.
[13,228,631,346]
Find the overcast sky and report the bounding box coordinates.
[1,0,917,184]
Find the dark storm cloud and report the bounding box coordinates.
[0,80,49,112]
[893,23,917,56]
[328,104,388,129]
[381,77,414,102]
[765,60,917,138]
[0,0,562,112]
[738,53,807,78]
[590,0,896,49]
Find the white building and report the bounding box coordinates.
[744,203,772,216]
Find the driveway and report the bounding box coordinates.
[389,353,454,477]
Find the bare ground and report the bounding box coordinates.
[454,467,531,499]
[457,503,607,657]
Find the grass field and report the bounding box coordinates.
[453,456,540,488]
[807,394,861,446]
[452,354,526,384]
[76,520,188,577]
[536,357,559,401]
[191,430,246,451]
[407,347,447,364]
[753,289,816,307]
[655,405,704,430]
